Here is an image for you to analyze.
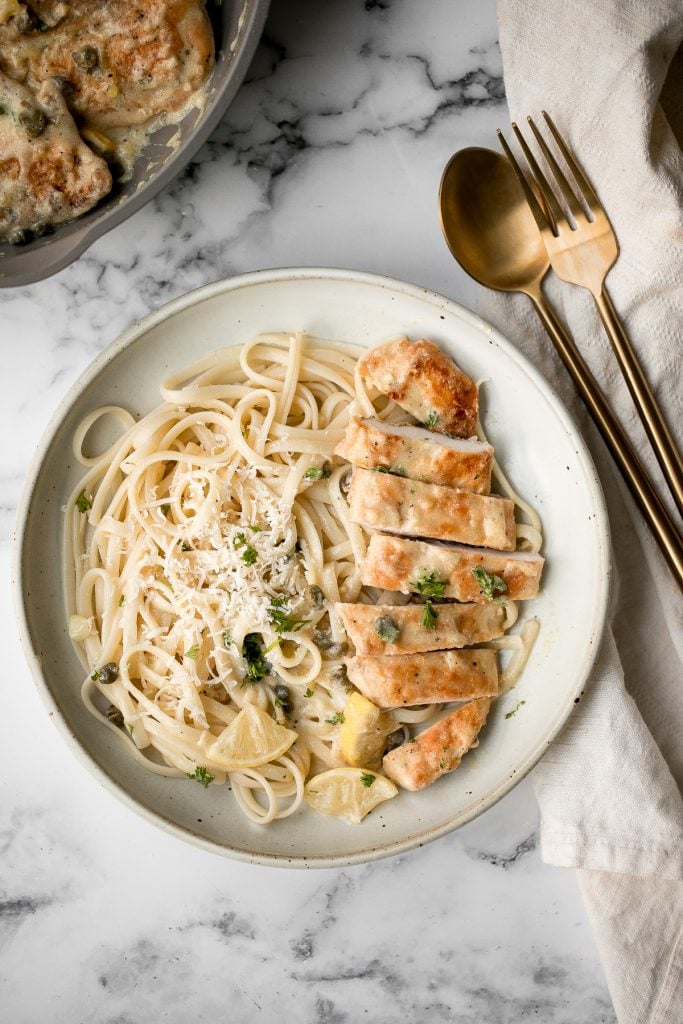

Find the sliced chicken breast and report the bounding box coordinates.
[383,698,492,791]
[358,338,478,439]
[345,649,499,707]
[336,601,506,656]
[1,0,214,130]
[335,417,493,493]
[0,71,111,241]
[348,467,516,551]
[362,534,544,603]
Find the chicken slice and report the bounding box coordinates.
[0,0,214,130]
[362,534,544,603]
[358,338,478,438]
[348,467,516,551]
[383,698,491,791]
[336,601,506,656]
[335,417,493,493]
[0,71,111,241]
[345,649,499,708]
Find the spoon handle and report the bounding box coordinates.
[527,286,683,592]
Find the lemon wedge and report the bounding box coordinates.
[206,703,297,770]
[304,768,398,824]
[340,691,395,768]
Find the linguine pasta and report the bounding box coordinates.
[65,332,541,825]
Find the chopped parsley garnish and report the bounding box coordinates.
[411,570,447,599]
[424,411,440,429]
[325,712,345,726]
[233,532,247,547]
[247,524,262,533]
[420,601,438,629]
[186,766,214,788]
[472,566,508,602]
[90,670,100,682]
[304,687,314,698]
[75,491,92,513]
[370,464,406,476]
[160,504,170,515]
[438,759,448,770]
[118,595,125,607]
[184,644,199,660]
[375,615,400,644]
[180,542,191,552]
[304,461,331,481]
[505,699,526,720]
[222,630,232,648]
[240,545,258,566]
[360,772,376,788]
[269,602,311,634]
[270,595,289,608]
[243,633,267,683]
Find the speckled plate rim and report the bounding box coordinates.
[12,267,611,868]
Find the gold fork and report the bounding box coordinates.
[497,112,683,520]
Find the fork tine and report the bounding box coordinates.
[527,115,585,223]
[511,121,565,233]
[541,111,601,213]
[496,129,550,235]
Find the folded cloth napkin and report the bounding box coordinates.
[475,2,683,1020]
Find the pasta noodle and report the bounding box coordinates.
[65,333,541,823]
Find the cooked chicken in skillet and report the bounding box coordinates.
[335,417,493,493]
[383,698,491,791]
[0,70,111,242]
[0,0,214,131]
[357,338,479,439]
[336,601,506,656]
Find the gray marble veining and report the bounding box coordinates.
[0,1,615,1021]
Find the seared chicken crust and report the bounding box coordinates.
[358,338,478,438]
[383,698,491,790]
[335,417,493,493]
[336,601,506,656]
[345,649,499,708]
[348,467,517,551]
[0,71,111,240]
[362,534,544,602]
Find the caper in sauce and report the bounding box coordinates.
[72,46,99,73]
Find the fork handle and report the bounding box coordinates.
[594,286,683,520]
[527,285,683,592]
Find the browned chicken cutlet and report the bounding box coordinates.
[345,649,499,708]
[383,698,492,791]
[0,70,111,241]
[348,467,517,551]
[358,338,479,439]
[1,0,214,130]
[336,601,506,656]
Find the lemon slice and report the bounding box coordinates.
[340,692,395,769]
[207,703,297,770]
[304,768,398,824]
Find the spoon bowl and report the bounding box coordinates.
[439,147,549,293]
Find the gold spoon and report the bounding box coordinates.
[438,146,683,590]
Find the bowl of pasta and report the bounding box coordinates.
[14,268,610,865]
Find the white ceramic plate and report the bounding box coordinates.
[14,268,610,867]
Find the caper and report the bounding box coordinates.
[105,704,124,727]
[19,109,47,137]
[7,228,30,246]
[52,76,76,100]
[340,470,352,495]
[33,222,54,238]
[273,683,291,712]
[308,585,325,609]
[312,629,347,658]
[72,46,99,73]
[14,8,47,33]
[386,730,404,753]
[330,665,354,692]
[0,102,7,116]
[98,662,119,684]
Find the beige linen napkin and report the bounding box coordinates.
[476,2,683,1021]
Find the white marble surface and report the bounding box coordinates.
[0,1,617,1020]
